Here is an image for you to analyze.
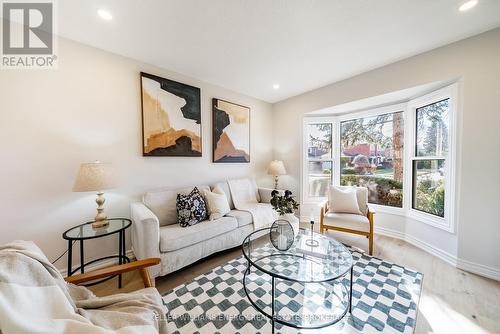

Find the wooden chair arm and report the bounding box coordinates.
[319,200,328,231]
[65,258,160,288]
[320,200,329,213]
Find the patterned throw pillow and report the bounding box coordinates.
[176,187,208,227]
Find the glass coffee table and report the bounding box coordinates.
[242,228,353,333]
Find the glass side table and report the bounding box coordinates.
[62,218,132,288]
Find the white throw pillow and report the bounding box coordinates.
[204,185,231,220]
[328,187,362,215]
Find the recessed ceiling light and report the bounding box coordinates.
[97,9,113,20]
[459,0,478,12]
[272,84,280,89]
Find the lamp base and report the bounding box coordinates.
[92,219,109,229]
[92,192,108,228]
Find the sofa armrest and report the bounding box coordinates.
[258,187,285,204]
[130,203,161,277]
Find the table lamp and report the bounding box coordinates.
[267,160,287,190]
[73,161,116,228]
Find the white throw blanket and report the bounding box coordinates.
[0,241,166,334]
[228,178,277,229]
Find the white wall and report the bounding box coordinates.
[1,28,498,280]
[273,28,500,278]
[0,38,274,272]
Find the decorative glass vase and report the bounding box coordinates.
[280,213,300,238]
[270,219,295,251]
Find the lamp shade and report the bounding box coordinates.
[73,161,116,192]
[267,160,287,176]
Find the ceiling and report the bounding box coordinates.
[57,0,500,103]
[308,79,453,116]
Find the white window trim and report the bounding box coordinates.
[336,103,407,215]
[405,84,458,233]
[302,117,334,205]
[301,83,458,233]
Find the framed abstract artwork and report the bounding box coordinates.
[140,72,202,157]
[212,98,250,163]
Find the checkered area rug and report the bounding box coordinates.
[162,247,423,333]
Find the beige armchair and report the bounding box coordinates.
[0,240,166,334]
[319,186,375,255]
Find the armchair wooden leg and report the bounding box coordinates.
[368,233,373,255]
[140,268,153,288]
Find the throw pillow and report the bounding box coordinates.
[328,186,362,215]
[176,187,208,227]
[204,185,231,221]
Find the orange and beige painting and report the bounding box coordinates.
[141,72,201,156]
[213,98,250,162]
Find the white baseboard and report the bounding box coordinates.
[301,217,500,281]
[456,258,500,281]
[374,226,458,267]
[59,249,135,277]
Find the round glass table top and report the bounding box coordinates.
[242,228,353,282]
[63,218,131,240]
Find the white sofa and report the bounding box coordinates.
[130,180,276,279]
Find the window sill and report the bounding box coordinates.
[407,209,454,233]
[302,198,455,233]
[369,204,405,216]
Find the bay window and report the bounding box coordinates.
[302,84,457,231]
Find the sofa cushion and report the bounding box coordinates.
[176,187,208,227]
[143,185,210,226]
[323,212,370,232]
[213,182,235,210]
[251,179,261,202]
[159,216,238,252]
[204,185,231,220]
[212,179,261,209]
[225,210,253,228]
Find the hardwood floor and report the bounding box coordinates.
[90,226,500,334]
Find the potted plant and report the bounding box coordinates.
[270,190,300,237]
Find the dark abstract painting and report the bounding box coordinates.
[141,72,201,156]
[212,98,250,163]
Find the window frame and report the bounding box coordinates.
[336,103,407,215]
[302,117,335,204]
[405,85,458,232]
[301,83,458,232]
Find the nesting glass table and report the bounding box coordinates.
[242,228,353,333]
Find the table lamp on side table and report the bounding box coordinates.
[267,160,287,190]
[73,161,116,228]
